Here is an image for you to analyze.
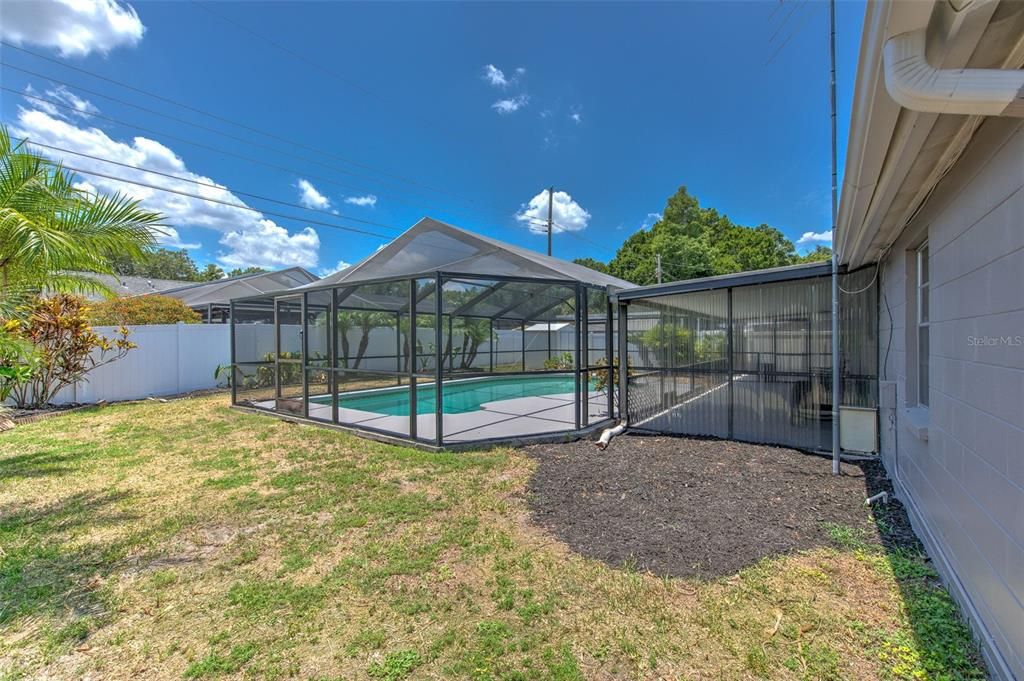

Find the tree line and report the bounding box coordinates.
[573,186,831,285]
[105,248,266,282]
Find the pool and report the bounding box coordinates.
[312,374,589,416]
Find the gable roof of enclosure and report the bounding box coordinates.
[303,217,633,290]
[158,267,318,308]
[236,217,634,322]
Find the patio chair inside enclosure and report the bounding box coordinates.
[229,218,632,448]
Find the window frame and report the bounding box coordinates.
[915,242,930,407]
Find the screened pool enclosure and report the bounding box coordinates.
[230,219,631,447]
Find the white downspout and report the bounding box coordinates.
[883,28,1024,117]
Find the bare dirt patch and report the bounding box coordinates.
[525,434,917,579]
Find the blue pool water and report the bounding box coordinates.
[312,375,585,416]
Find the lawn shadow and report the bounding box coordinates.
[855,461,989,678]
[0,445,99,481]
[0,489,138,630]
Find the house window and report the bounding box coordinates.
[916,243,929,406]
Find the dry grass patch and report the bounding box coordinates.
[0,395,984,680]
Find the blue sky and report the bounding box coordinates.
[0,0,865,276]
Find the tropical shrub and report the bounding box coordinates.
[87,295,201,326]
[0,328,39,405]
[592,355,632,409]
[5,294,136,408]
[543,352,574,370]
[694,331,727,362]
[639,322,694,365]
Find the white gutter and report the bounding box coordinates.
[884,28,1024,117]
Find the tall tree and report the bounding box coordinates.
[107,247,199,280]
[572,257,609,274]
[608,186,806,285]
[0,126,162,316]
[197,263,225,281]
[227,266,267,277]
[794,245,832,263]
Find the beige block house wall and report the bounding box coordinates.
[877,115,1024,679]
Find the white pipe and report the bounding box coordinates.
[883,29,1024,117]
[865,491,889,506]
[596,422,626,449]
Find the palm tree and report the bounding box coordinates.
[0,125,163,317]
[459,318,493,369]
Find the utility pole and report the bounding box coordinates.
[546,186,554,256]
[655,253,662,284]
[829,0,841,476]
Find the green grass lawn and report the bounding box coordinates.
[0,396,984,680]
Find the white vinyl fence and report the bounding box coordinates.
[45,322,603,406]
[52,323,231,405]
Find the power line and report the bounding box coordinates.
[767,0,805,44]
[13,138,405,233]
[58,165,395,240]
[767,1,786,23]
[4,86,451,213]
[1,64,461,201]
[0,41,470,201]
[766,1,823,66]
[194,3,462,147]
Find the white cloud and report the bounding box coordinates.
[320,260,352,277]
[569,112,581,124]
[296,178,330,210]
[1,0,145,57]
[344,194,377,208]
[13,102,320,269]
[482,64,525,88]
[641,212,661,230]
[492,95,529,115]
[219,220,319,270]
[24,84,99,120]
[797,230,833,245]
[515,190,591,234]
[158,227,201,250]
[482,64,509,87]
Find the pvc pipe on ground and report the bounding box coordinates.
[596,422,626,449]
[865,491,889,506]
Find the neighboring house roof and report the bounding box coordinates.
[74,273,195,301]
[835,0,1024,268]
[307,217,634,290]
[156,267,318,307]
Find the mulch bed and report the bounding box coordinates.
[524,433,920,579]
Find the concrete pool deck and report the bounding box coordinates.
[252,390,611,444]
